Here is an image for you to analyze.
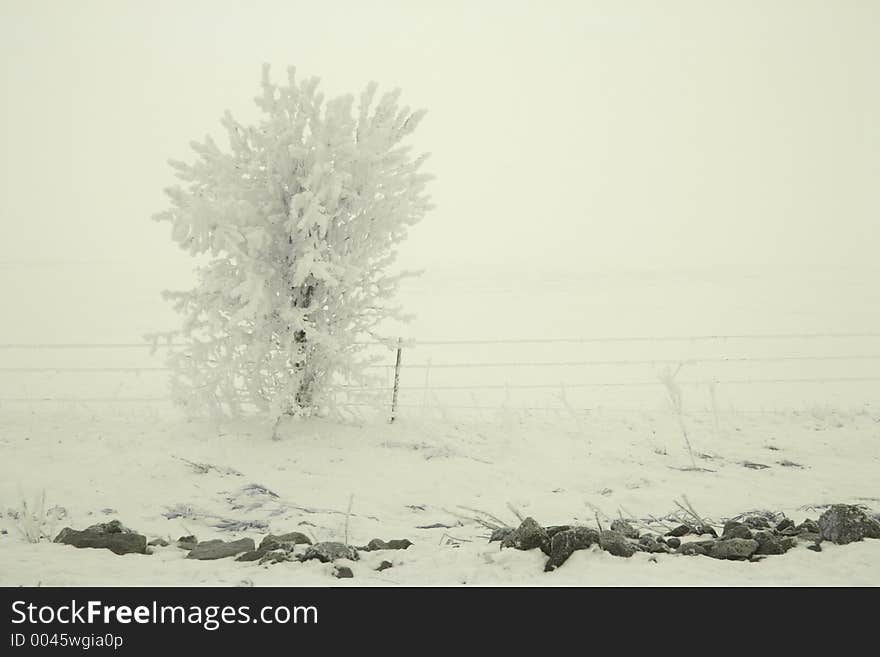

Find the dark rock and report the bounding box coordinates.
[544,527,600,571]
[722,521,753,540]
[147,538,170,547]
[187,538,255,560]
[638,535,670,554]
[301,542,359,563]
[775,518,796,533]
[176,535,198,550]
[818,505,880,545]
[501,517,549,553]
[489,527,514,543]
[753,530,790,555]
[779,537,797,552]
[666,524,693,537]
[598,530,636,558]
[797,519,819,534]
[742,516,771,530]
[544,525,573,539]
[696,525,718,538]
[235,532,312,562]
[807,543,822,552]
[665,537,681,549]
[610,519,639,539]
[361,538,413,551]
[54,520,147,556]
[334,566,354,579]
[709,538,758,560]
[259,549,295,565]
[376,560,394,572]
[260,532,312,551]
[678,540,716,556]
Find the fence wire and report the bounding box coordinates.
[1,334,879,409]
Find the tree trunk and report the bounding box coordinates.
[292,282,316,412]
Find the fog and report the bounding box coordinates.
[1,1,879,347]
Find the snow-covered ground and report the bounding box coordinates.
[1,263,879,585]
[1,404,878,585]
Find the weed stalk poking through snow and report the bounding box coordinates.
[12,489,60,543]
[344,494,354,546]
[658,364,698,470]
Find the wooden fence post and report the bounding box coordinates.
[389,337,403,423]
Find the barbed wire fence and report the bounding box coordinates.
[1,333,879,417]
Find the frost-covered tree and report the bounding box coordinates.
[151,65,432,421]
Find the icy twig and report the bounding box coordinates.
[343,494,354,546]
[673,495,714,530]
[506,503,525,523]
[658,364,698,469]
[456,506,511,529]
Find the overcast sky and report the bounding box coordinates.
[1,0,878,275]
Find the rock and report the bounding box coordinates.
[666,524,693,537]
[235,532,312,563]
[187,538,255,560]
[544,527,600,571]
[665,537,681,549]
[176,535,198,550]
[807,543,822,552]
[598,530,636,558]
[260,532,312,550]
[376,560,394,572]
[818,505,880,545]
[147,538,170,547]
[696,525,719,538]
[610,519,639,539]
[54,520,147,556]
[779,537,797,552]
[361,538,413,551]
[797,519,819,534]
[489,527,514,543]
[742,516,771,530]
[678,540,716,556]
[753,531,790,555]
[501,517,549,553]
[334,566,354,579]
[775,518,796,533]
[544,525,573,539]
[709,538,759,560]
[301,542,359,563]
[722,521,753,540]
[638,535,670,554]
[259,549,296,565]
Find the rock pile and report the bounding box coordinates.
[494,504,880,572]
[54,520,146,556]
